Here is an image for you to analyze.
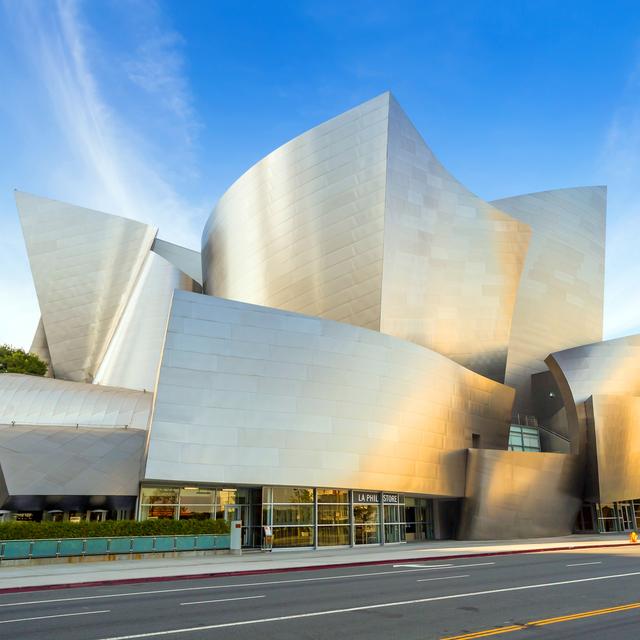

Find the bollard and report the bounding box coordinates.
[630,531,638,544]
[230,520,242,556]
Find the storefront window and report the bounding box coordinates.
[140,504,178,520]
[140,487,178,504]
[317,488,350,546]
[263,487,315,548]
[353,504,380,545]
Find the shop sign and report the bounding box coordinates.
[353,491,380,504]
[382,493,399,504]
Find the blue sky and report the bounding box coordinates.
[1,0,639,348]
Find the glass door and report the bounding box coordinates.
[618,503,634,531]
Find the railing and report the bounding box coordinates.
[0,534,230,561]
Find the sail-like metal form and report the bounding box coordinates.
[492,187,606,411]
[16,192,157,382]
[202,93,530,381]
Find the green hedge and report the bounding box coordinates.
[0,518,230,541]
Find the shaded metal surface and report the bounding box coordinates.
[145,290,514,496]
[0,424,145,500]
[380,96,530,381]
[458,449,582,539]
[546,334,640,455]
[492,187,606,412]
[586,395,640,503]
[29,318,53,377]
[203,93,389,331]
[93,252,199,392]
[202,93,530,381]
[0,373,152,429]
[152,238,203,286]
[16,191,157,382]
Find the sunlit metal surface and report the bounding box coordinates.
[202,93,531,381]
[546,334,640,455]
[458,449,582,539]
[94,252,199,392]
[152,238,203,286]
[586,395,640,503]
[16,191,157,383]
[0,425,145,502]
[29,317,53,377]
[202,93,389,331]
[380,96,530,381]
[492,187,606,412]
[0,373,152,429]
[145,290,514,496]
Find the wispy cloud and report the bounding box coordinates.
[0,0,207,347]
[9,0,205,243]
[602,49,640,339]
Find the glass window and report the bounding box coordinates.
[318,526,350,546]
[140,487,178,504]
[269,487,314,503]
[270,505,314,526]
[318,504,350,525]
[179,487,214,505]
[178,505,213,520]
[272,526,314,547]
[140,504,177,520]
[317,489,349,503]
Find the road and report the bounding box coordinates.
[1,546,639,639]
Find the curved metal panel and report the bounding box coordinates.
[546,334,640,455]
[202,93,389,331]
[152,238,203,286]
[94,252,199,392]
[491,187,606,412]
[29,317,53,377]
[145,290,514,496]
[0,425,146,496]
[16,191,157,382]
[0,425,145,498]
[586,395,640,503]
[0,373,152,429]
[379,97,531,381]
[458,449,582,539]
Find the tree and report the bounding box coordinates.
[0,344,47,376]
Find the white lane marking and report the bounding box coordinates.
[180,595,266,606]
[567,561,602,567]
[416,574,469,583]
[0,609,110,625]
[393,563,452,568]
[93,570,640,639]
[0,562,494,608]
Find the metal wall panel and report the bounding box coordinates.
[94,252,198,392]
[0,425,145,498]
[152,238,203,286]
[16,191,157,382]
[458,449,582,539]
[492,187,606,412]
[0,373,152,429]
[546,334,640,455]
[586,395,640,504]
[144,290,514,496]
[29,318,53,377]
[202,93,389,331]
[380,97,531,382]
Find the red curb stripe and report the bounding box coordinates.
[0,541,635,595]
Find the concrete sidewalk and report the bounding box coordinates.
[0,533,634,592]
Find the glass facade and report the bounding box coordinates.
[508,424,542,452]
[576,500,640,533]
[139,484,437,548]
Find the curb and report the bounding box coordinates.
[0,541,635,595]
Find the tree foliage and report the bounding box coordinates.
[0,344,47,376]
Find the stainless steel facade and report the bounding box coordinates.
[202,92,531,382]
[3,92,627,540]
[145,290,514,496]
[492,187,606,413]
[458,449,582,539]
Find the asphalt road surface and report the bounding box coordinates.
[1,546,640,639]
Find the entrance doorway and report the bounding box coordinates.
[618,503,635,531]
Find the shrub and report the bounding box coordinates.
[0,518,230,540]
[0,344,47,376]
